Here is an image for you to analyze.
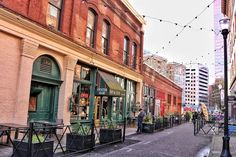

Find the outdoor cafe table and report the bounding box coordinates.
[0,123,28,144]
[32,121,71,154]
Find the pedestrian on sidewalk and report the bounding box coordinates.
[136,108,146,133]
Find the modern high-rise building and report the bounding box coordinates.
[185,64,209,110]
[214,0,224,79]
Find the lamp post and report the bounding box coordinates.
[219,17,231,157]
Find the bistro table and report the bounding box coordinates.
[201,121,218,135]
[0,123,28,144]
[32,120,71,154]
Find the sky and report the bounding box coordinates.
[128,0,217,84]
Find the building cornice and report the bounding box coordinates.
[121,0,146,25]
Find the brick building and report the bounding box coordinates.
[0,0,145,125]
[143,64,182,117]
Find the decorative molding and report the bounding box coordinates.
[21,38,39,58]
[64,56,77,71]
[120,0,145,25]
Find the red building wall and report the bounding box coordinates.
[0,0,143,72]
[143,64,182,116]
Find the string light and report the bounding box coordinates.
[142,15,220,35]
[154,0,216,54]
[84,0,218,64]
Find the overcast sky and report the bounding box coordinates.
[128,0,216,84]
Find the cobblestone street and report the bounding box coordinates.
[76,123,212,157]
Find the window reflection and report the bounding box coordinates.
[47,0,62,29]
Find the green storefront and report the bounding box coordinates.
[71,63,125,126]
[70,62,136,127]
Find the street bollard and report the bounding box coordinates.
[123,118,126,142]
[90,119,95,150]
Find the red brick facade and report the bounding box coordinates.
[0,0,144,72]
[0,0,145,125]
[143,64,182,116]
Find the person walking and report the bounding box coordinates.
[136,108,146,133]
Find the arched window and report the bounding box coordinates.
[131,42,137,69]
[102,20,110,55]
[86,9,97,48]
[47,0,63,30]
[123,36,129,65]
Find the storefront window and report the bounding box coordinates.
[143,86,155,114]
[115,76,125,89]
[71,64,92,120]
[126,80,136,118]
[74,65,91,81]
[112,97,123,121]
[79,84,90,119]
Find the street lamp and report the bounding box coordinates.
[219,17,231,157]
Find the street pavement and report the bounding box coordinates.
[76,123,212,157]
[4,123,233,157]
[209,135,236,157]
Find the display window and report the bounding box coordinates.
[71,64,92,120]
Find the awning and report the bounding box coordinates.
[96,71,125,96]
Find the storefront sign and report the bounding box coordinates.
[110,90,125,96]
[97,88,108,95]
[80,93,89,98]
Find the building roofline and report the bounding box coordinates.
[121,0,146,25]
[143,63,182,90]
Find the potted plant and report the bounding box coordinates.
[66,122,95,151]
[13,134,54,157]
[99,119,122,144]
[185,111,192,122]
[154,117,164,130]
[142,113,154,133]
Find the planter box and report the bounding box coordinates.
[142,123,154,133]
[13,140,54,157]
[163,118,169,128]
[154,120,163,130]
[66,133,95,151]
[99,128,122,144]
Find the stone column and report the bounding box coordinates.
[58,56,77,125]
[136,81,143,108]
[14,39,38,125]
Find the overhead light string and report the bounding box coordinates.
[155,0,216,54]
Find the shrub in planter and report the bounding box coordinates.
[13,135,54,157]
[185,111,192,122]
[142,113,154,133]
[99,119,122,144]
[66,122,95,151]
[154,118,163,130]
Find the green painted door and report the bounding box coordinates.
[28,82,56,122]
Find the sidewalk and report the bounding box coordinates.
[125,127,137,136]
[209,135,236,157]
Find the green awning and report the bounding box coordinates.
[97,71,125,96]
